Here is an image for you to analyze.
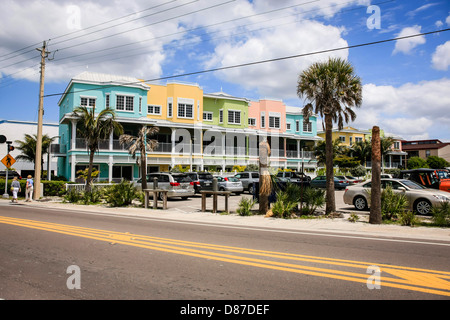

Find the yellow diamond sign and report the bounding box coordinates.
[1,154,16,168]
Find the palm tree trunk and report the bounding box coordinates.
[141,146,147,190]
[370,126,382,224]
[324,113,336,214]
[85,149,95,193]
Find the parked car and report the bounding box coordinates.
[215,176,244,194]
[310,175,349,190]
[276,171,311,184]
[343,178,450,215]
[134,172,195,200]
[380,174,393,179]
[233,171,259,194]
[345,176,364,185]
[0,170,22,179]
[399,168,450,193]
[187,172,214,194]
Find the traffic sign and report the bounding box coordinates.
[1,154,16,168]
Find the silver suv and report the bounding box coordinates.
[135,172,195,200]
[233,172,259,194]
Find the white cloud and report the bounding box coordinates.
[393,25,426,55]
[432,41,450,71]
[446,13,450,26]
[204,19,349,100]
[354,79,450,140]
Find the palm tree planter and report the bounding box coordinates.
[119,125,159,191]
[298,57,362,214]
[72,106,123,192]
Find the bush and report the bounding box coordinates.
[271,190,297,218]
[350,165,366,178]
[301,187,325,215]
[103,180,138,207]
[236,197,256,216]
[398,210,419,226]
[407,156,428,169]
[381,185,408,220]
[79,188,102,205]
[64,188,81,203]
[431,202,450,227]
[42,180,67,196]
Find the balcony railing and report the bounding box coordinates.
[73,138,316,159]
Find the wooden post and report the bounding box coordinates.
[370,126,382,224]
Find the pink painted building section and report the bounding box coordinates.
[248,99,286,133]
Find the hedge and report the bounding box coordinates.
[0,179,68,197]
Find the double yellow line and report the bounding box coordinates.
[1,216,450,297]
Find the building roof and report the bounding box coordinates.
[58,71,150,105]
[204,91,250,103]
[401,139,450,150]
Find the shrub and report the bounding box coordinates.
[271,190,297,218]
[431,202,450,227]
[348,213,359,223]
[398,210,419,226]
[381,185,408,220]
[103,180,138,207]
[79,188,102,205]
[301,187,325,215]
[64,188,82,203]
[42,180,67,196]
[236,197,256,216]
[350,165,366,178]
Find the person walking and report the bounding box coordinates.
[25,175,34,202]
[11,176,21,203]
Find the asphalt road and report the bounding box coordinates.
[0,200,449,304]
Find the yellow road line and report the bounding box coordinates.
[1,216,449,296]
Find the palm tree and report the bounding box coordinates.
[380,136,395,172]
[15,134,55,178]
[352,139,371,168]
[313,138,346,166]
[298,57,362,214]
[73,106,123,192]
[119,125,159,190]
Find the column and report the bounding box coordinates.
[70,154,76,182]
[109,155,113,183]
[71,120,77,150]
[171,128,176,168]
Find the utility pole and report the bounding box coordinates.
[34,41,50,200]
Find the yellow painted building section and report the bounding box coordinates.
[318,126,369,147]
[146,82,203,124]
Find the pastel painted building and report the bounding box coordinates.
[57,72,152,182]
[317,126,370,147]
[56,72,322,182]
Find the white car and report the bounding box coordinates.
[343,178,450,215]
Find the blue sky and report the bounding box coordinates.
[0,0,449,141]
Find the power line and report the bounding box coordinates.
[0,0,179,61]
[43,27,450,99]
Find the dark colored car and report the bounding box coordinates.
[187,172,214,194]
[310,175,349,190]
[399,168,450,193]
[0,170,22,179]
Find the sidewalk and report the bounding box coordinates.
[3,197,449,243]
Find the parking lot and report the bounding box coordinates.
[159,190,358,214]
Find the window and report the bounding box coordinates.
[219,109,223,123]
[269,116,280,129]
[394,141,400,149]
[355,137,363,143]
[178,103,193,119]
[248,118,256,126]
[261,112,265,128]
[286,123,291,130]
[339,136,346,142]
[228,110,241,124]
[203,112,213,121]
[167,98,173,118]
[296,120,300,132]
[425,150,431,157]
[139,97,142,113]
[81,97,96,108]
[105,94,110,108]
[148,105,161,115]
[303,121,312,132]
[116,95,134,111]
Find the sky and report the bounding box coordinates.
[0,0,449,141]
